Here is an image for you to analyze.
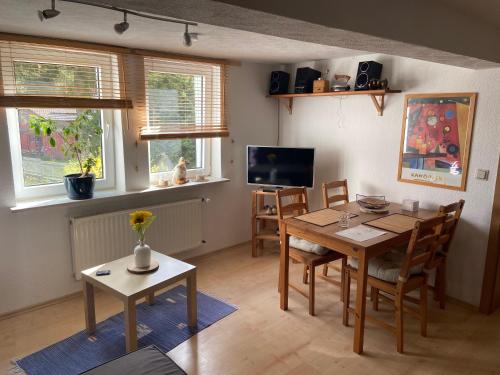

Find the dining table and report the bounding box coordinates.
[278,201,436,354]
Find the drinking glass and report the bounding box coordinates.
[338,213,350,228]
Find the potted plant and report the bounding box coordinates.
[29,109,103,200]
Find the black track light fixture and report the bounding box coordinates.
[114,11,129,34]
[183,24,192,47]
[38,0,60,21]
[41,1,199,44]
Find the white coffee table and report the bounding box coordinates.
[81,250,197,352]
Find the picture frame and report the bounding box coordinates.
[397,93,477,191]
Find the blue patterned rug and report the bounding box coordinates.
[15,285,237,375]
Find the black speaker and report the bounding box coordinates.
[269,71,290,95]
[354,61,383,91]
[294,67,321,94]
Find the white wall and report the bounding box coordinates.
[0,62,278,315]
[280,55,500,306]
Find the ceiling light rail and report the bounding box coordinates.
[38,0,198,45]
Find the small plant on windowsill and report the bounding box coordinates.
[29,109,103,200]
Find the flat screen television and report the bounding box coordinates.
[247,145,315,188]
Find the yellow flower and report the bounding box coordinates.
[129,210,153,226]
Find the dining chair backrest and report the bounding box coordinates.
[398,215,447,284]
[322,179,349,208]
[276,187,309,220]
[437,199,465,256]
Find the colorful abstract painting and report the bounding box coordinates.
[398,93,477,190]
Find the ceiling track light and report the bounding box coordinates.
[183,24,192,47]
[183,24,200,47]
[38,0,61,21]
[114,11,129,34]
[52,0,198,46]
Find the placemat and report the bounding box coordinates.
[336,225,387,242]
[295,208,357,227]
[363,213,423,234]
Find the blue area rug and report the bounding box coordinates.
[16,285,237,375]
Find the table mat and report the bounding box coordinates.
[295,208,357,227]
[336,225,387,242]
[363,213,423,234]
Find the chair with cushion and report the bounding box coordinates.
[276,187,345,316]
[319,179,349,295]
[342,215,447,353]
[431,199,465,309]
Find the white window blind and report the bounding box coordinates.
[0,41,130,109]
[139,57,228,140]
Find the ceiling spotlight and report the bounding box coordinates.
[114,12,129,34]
[183,24,192,47]
[38,0,60,21]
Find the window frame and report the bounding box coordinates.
[6,107,116,200]
[0,43,120,200]
[144,60,214,185]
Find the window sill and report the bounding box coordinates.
[10,177,230,213]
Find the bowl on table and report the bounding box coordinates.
[356,194,390,213]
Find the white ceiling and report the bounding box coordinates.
[0,0,367,64]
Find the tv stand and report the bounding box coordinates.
[251,190,279,257]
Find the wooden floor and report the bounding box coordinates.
[2,243,500,374]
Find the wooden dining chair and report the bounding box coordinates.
[319,179,349,292]
[431,199,465,309]
[342,215,447,353]
[276,187,345,316]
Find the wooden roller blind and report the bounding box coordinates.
[0,40,131,109]
[0,35,229,139]
[138,56,228,140]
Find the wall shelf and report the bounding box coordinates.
[268,89,402,116]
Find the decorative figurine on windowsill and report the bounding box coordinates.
[172,157,188,185]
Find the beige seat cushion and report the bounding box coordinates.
[348,249,423,283]
[289,236,329,255]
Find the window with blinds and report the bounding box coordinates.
[0,41,130,109]
[140,57,228,140]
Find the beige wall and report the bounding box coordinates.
[280,54,500,306]
[0,62,277,315]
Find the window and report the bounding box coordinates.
[144,60,218,184]
[1,37,227,204]
[6,107,114,199]
[0,42,117,199]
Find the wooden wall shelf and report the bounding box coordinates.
[268,89,402,116]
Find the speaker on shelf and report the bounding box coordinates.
[294,67,321,94]
[354,61,383,91]
[269,71,290,95]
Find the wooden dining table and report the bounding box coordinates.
[278,201,436,354]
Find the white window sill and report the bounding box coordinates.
[10,177,229,213]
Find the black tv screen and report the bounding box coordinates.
[247,146,315,188]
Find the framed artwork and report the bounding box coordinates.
[398,93,477,191]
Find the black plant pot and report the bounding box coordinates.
[64,173,96,200]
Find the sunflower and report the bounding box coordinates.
[129,210,153,226]
[129,210,156,242]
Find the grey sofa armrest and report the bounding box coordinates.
[81,345,186,375]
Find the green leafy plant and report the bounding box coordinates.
[29,110,103,177]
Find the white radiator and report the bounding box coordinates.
[70,198,203,279]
